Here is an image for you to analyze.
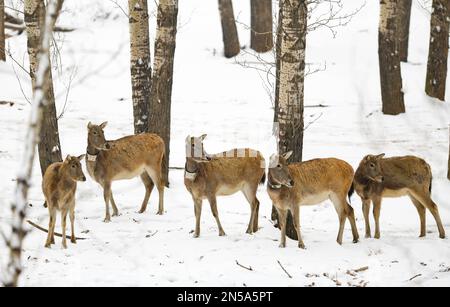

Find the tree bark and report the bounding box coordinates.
[148,0,178,184]
[272,0,307,240]
[250,0,273,53]
[25,0,62,175]
[2,0,63,287]
[0,0,5,61]
[398,0,412,62]
[425,0,449,101]
[379,0,405,115]
[129,0,152,134]
[448,126,450,180]
[218,0,240,58]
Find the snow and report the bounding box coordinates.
[1,0,450,287]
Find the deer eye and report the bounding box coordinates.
[370,163,375,168]
[72,165,76,168]
[277,164,281,168]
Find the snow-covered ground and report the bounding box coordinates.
[1,0,450,286]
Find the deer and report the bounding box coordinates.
[184,135,266,237]
[43,154,86,249]
[86,122,166,222]
[354,154,446,240]
[267,152,359,249]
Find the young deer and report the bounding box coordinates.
[86,122,166,222]
[267,152,359,249]
[184,135,266,237]
[354,154,446,239]
[43,155,86,249]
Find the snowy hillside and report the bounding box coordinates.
[0,0,449,286]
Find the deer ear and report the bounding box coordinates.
[88,122,93,129]
[64,155,71,162]
[77,154,86,161]
[100,121,108,129]
[200,134,207,141]
[376,153,385,160]
[282,151,293,160]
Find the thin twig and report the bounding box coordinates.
[236,260,253,271]
[277,260,292,278]
[408,274,422,282]
[27,220,87,240]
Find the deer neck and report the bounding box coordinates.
[267,173,282,190]
[86,142,100,163]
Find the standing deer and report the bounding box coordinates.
[354,154,446,239]
[86,122,166,222]
[184,135,266,237]
[43,154,86,249]
[267,152,359,249]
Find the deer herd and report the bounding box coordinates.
[41,122,446,249]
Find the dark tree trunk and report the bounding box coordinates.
[448,126,450,180]
[218,0,240,58]
[25,0,62,175]
[379,0,405,115]
[398,0,412,62]
[148,0,178,185]
[250,0,273,53]
[272,0,307,241]
[0,0,5,61]
[129,0,151,134]
[425,0,449,101]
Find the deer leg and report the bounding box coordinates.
[242,185,257,234]
[372,197,382,239]
[61,209,68,249]
[292,205,305,249]
[146,167,164,215]
[409,195,426,237]
[103,183,112,223]
[110,192,119,217]
[253,198,260,233]
[345,201,359,243]
[330,194,347,245]
[70,202,76,244]
[45,205,56,248]
[208,196,226,236]
[277,208,288,248]
[362,199,372,238]
[193,197,202,238]
[138,172,154,214]
[412,191,445,239]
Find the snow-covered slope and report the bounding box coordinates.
[0,0,449,286]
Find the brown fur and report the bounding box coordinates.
[354,154,445,239]
[42,155,86,249]
[267,152,359,249]
[184,135,265,237]
[86,122,165,222]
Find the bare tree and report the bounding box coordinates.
[0,0,5,61]
[425,0,449,101]
[148,0,178,184]
[129,0,151,134]
[379,0,405,115]
[2,0,63,287]
[218,0,240,58]
[25,0,63,175]
[250,0,273,53]
[272,0,307,240]
[398,0,412,62]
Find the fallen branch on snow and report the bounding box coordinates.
[236,260,253,271]
[277,260,292,279]
[27,220,87,240]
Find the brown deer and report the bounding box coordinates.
[86,122,166,222]
[43,154,86,249]
[184,135,266,237]
[354,154,446,239]
[267,152,359,249]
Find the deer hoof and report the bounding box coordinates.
[62,243,68,249]
[45,243,51,249]
[156,210,164,215]
[104,218,111,223]
[299,243,306,249]
[112,212,119,217]
[219,231,226,237]
[71,238,77,244]
[440,234,446,239]
[279,243,286,248]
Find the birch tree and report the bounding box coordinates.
[398,0,412,62]
[25,0,63,174]
[129,0,151,134]
[273,0,307,240]
[148,0,178,184]
[379,0,405,115]
[218,0,240,58]
[250,0,273,53]
[0,0,5,61]
[425,0,449,101]
[2,0,63,287]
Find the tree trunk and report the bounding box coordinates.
[272,0,307,240]
[218,0,240,58]
[0,0,5,61]
[425,0,449,101]
[3,0,63,287]
[448,126,450,180]
[250,0,273,53]
[129,0,151,134]
[379,0,405,115]
[148,0,178,185]
[25,0,62,175]
[398,0,412,62]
